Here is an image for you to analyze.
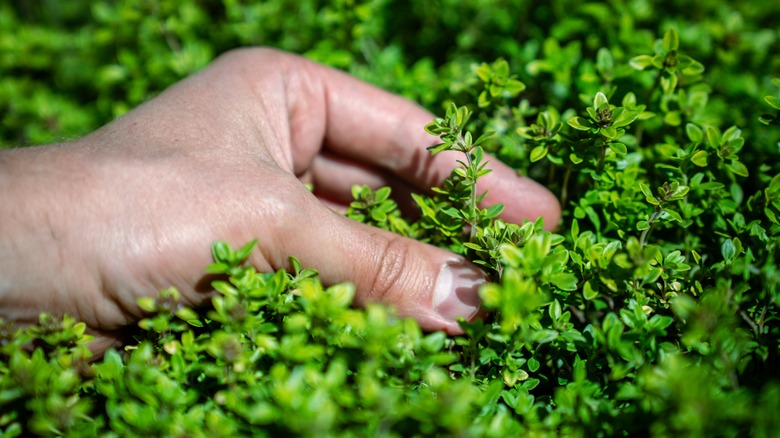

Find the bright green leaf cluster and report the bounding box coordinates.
[4,0,780,436]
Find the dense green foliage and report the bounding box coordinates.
[3,0,780,436]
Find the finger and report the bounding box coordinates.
[256,181,488,334]
[280,52,562,229]
[310,152,392,202]
[309,152,421,216]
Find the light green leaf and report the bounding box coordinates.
[600,126,618,139]
[629,55,654,70]
[611,109,639,128]
[664,111,681,126]
[499,244,523,268]
[609,142,627,155]
[494,58,509,78]
[691,150,708,167]
[549,272,578,291]
[427,143,452,155]
[639,183,654,198]
[530,145,548,162]
[476,63,491,82]
[478,90,490,108]
[686,123,703,142]
[176,307,199,322]
[622,92,637,107]
[766,174,780,198]
[682,60,705,75]
[505,79,526,94]
[728,160,749,177]
[721,239,736,262]
[594,91,609,109]
[567,116,592,130]
[596,47,614,71]
[705,125,721,148]
[662,209,683,222]
[137,297,157,313]
[484,203,505,219]
[583,281,598,300]
[235,239,257,262]
[663,28,679,52]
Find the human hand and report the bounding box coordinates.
[0,48,560,353]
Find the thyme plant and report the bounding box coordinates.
[3,1,780,436]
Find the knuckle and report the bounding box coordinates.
[365,235,412,304]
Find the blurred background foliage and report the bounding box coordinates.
[2,0,779,147]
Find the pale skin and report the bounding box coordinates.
[0,48,561,354]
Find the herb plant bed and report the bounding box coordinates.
[2,1,780,436]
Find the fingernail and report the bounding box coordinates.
[433,260,486,322]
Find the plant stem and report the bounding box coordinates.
[461,138,479,242]
[598,143,607,173]
[639,207,662,248]
[561,167,572,208]
[466,151,477,242]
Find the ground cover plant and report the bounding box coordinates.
[2,0,780,436]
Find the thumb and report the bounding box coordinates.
[264,194,487,334]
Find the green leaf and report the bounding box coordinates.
[600,126,618,139]
[696,181,725,191]
[567,116,592,130]
[583,281,598,300]
[235,239,257,262]
[549,299,562,321]
[663,209,683,222]
[484,203,505,219]
[594,91,609,109]
[705,125,721,148]
[664,111,681,126]
[629,55,654,70]
[663,28,679,52]
[623,92,637,108]
[609,142,627,155]
[686,123,703,143]
[530,145,548,162]
[176,307,199,322]
[137,297,157,313]
[721,239,736,262]
[505,79,526,94]
[474,130,497,146]
[426,142,452,154]
[690,150,708,167]
[639,183,653,198]
[478,90,491,108]
[212,241,231,264]
[649,315,674,333]
[549,272,578,291]
[499,244,523,268]
[683,60,705,75]
[766,174,780,198]
[596,47,614,72]
[476,63,491,82]
[494,58,509,78]
[611,110,639,128]
[765,95,780,110]
[728,160,749,177]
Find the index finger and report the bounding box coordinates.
[283,50,562,229]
